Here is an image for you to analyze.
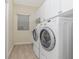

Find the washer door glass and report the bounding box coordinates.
[40,28,56,51]
[33,29,38,41]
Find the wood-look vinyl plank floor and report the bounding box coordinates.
[9,44,38,59]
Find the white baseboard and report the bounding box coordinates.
[8,45,14,58]
[14,42,33,45]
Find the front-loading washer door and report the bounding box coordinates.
[32,29,38,41]
[40,27,56,51]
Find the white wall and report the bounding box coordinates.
[6,0,38,58]
[5,1,9,59]
[6,0,14,58]
[13,4,37,44]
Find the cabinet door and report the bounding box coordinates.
[61,0,73,13]
[42,0,60,18]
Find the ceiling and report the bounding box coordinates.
[15,0,45,7]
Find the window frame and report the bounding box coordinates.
[17,14,30,31]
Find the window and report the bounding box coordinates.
[17,14,29,30]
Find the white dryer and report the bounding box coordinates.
[32,21,48,58]
[39,17,73,59]
[32,24,41,58]
[32,24,41,48]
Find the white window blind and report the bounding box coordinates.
[17,14,29,30]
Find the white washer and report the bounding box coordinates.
[32,21,48,58]
[39,17,73,59]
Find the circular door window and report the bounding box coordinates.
[40,27,56,51]
[33,29,38,41]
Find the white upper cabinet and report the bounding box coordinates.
[35,0,73,20]
[60,0,73,13]
[37,0,60,19]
